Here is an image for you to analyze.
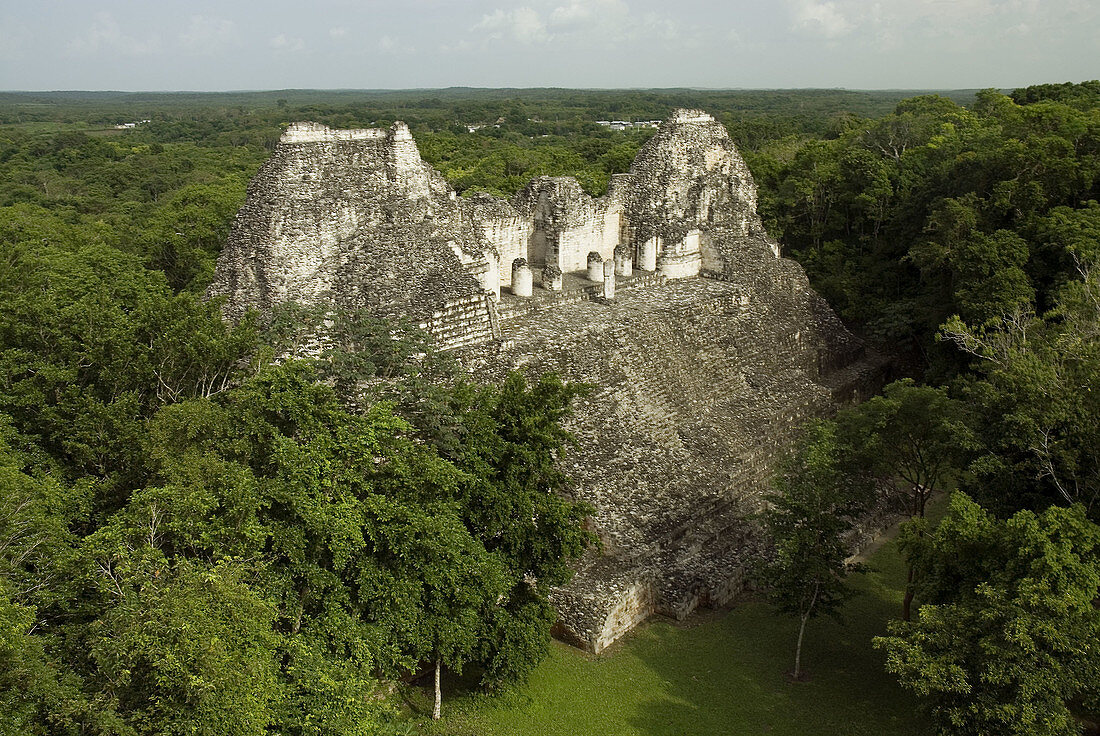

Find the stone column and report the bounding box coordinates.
[657,253,702,279]
[511,258,533,297]
[542,264,563,292]
[587,251,604,282]
[614,244,633,277]
[602,259,615,299]
[638,238,658,271]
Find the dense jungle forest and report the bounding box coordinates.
[1,83,1099,736]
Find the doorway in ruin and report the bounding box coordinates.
[527,191,552,269]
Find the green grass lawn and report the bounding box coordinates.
[406,503,941,736]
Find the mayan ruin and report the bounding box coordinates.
[209,109,888,652]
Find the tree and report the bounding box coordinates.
[141,362,480,726]
[0,581,93,736]
[836,379,967,519]
[0,235,257,502]
[941,252,1100,520]
[312,316,597,688]
[835,379,969,620]
[875,493,1100,736]
[436,372,596,685]
[139,359,593,721]
[762,421,868,680]
[352,496,508,720]
[143,181,247,292]
[84,557,281,736]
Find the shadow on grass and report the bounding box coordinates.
[622,542,931,736]
[419,503,944,736]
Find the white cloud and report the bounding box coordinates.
[634,10,681,43]
[68,13,160,56]
[549,0,628,28]
[475,7,547,44]
[473,0,683,47]
[378,35,416,55]
[786,0,1095,47]
[0,22,32,61]
[439,39,474,54]
[329,27,348,39]
[791,0,854,39]
[269,34,306,52]
[178,16,236,53]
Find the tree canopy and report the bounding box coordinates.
[876,493,1100,736]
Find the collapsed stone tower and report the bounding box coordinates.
[209,110,774,344]
[210,110,885,651]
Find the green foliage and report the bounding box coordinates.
[0,230,258,496]
[87,559,280,736]
[142,181,249,292]
[0,299,592,734]
[0,582,95,736]
[762,422,869,677]
[0,433,113,736]
[876,493,1100,735]
[941,253,1100,519]
[307,316,596,686]
[442,373,596,685]
[0,583,43,735]
[835,379,968,517]
[750,88,1100,366]
[1011,80,1100,109]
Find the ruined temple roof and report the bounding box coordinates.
[208,110,771,325]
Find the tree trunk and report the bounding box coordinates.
[902,565,915,622]
[904,480,926,621]
[432,658,442,721]
[794,612,809,680]
[793,582,819,680]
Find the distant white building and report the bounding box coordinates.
[596,119,662,131]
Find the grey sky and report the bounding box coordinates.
[2,0,1097,91]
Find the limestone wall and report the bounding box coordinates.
[466,193,531,294]
[513,177,622,274]
[280,121,387,143]
[208,122,494,348]
[625,109,770,275]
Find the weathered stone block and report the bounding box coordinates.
[614,244,633,277]
[511,258,533,297]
